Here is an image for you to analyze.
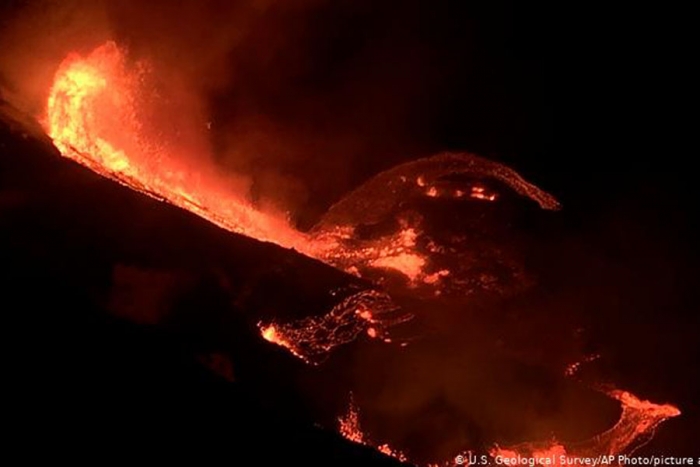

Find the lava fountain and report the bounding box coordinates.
[45,41,312,253]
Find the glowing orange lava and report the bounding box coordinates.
[43,41,681,467]
[44,41,451,289]
[44,42,564,291]
[45,41,314,254]
[491,391,680,467]
[259,324,307,361]
[338,397,408,463]
[256,290,407,365]
[339,390,681,467]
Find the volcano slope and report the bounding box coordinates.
[0,99,406,466]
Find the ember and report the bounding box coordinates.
[338,396,408,463]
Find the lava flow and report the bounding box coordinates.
[490,390,681,466]
[45,41,313,254]
[43,41,681,466]
[337,387,680,466]
[338,396,408,463]
[258,289,409,364]
[42,40,551,357]
[44,41,560,291]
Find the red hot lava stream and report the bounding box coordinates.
[43,42,680,466]
[45,41,311,254]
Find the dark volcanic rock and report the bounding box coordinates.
[0,100,404,466]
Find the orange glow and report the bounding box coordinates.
[564,353,600,377]
[470,185,497,201]
[44,42,442,287]
[338,399,365,444]
[259,324,308,362]
[338,398,408,462]
[420,183,497,202]
[423,269,450,285]
[255,290,406,365]
[315,225,441,285]
[43,42,680,466]
[260,325,280,343]
[356,309,373,320]
[45,42,552,292]
[45,42,315,254]
[371,252,426,281]
[338,388,680,466]
[490,390,680,466]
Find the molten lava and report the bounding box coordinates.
[45,41,312,254]
[258,289,409,365]
[44,42,451,289]
[338,389,680,467]
[45,41,567,297]
[43,41,681,467]
[338,397,408,463]
[491,391,681,467]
